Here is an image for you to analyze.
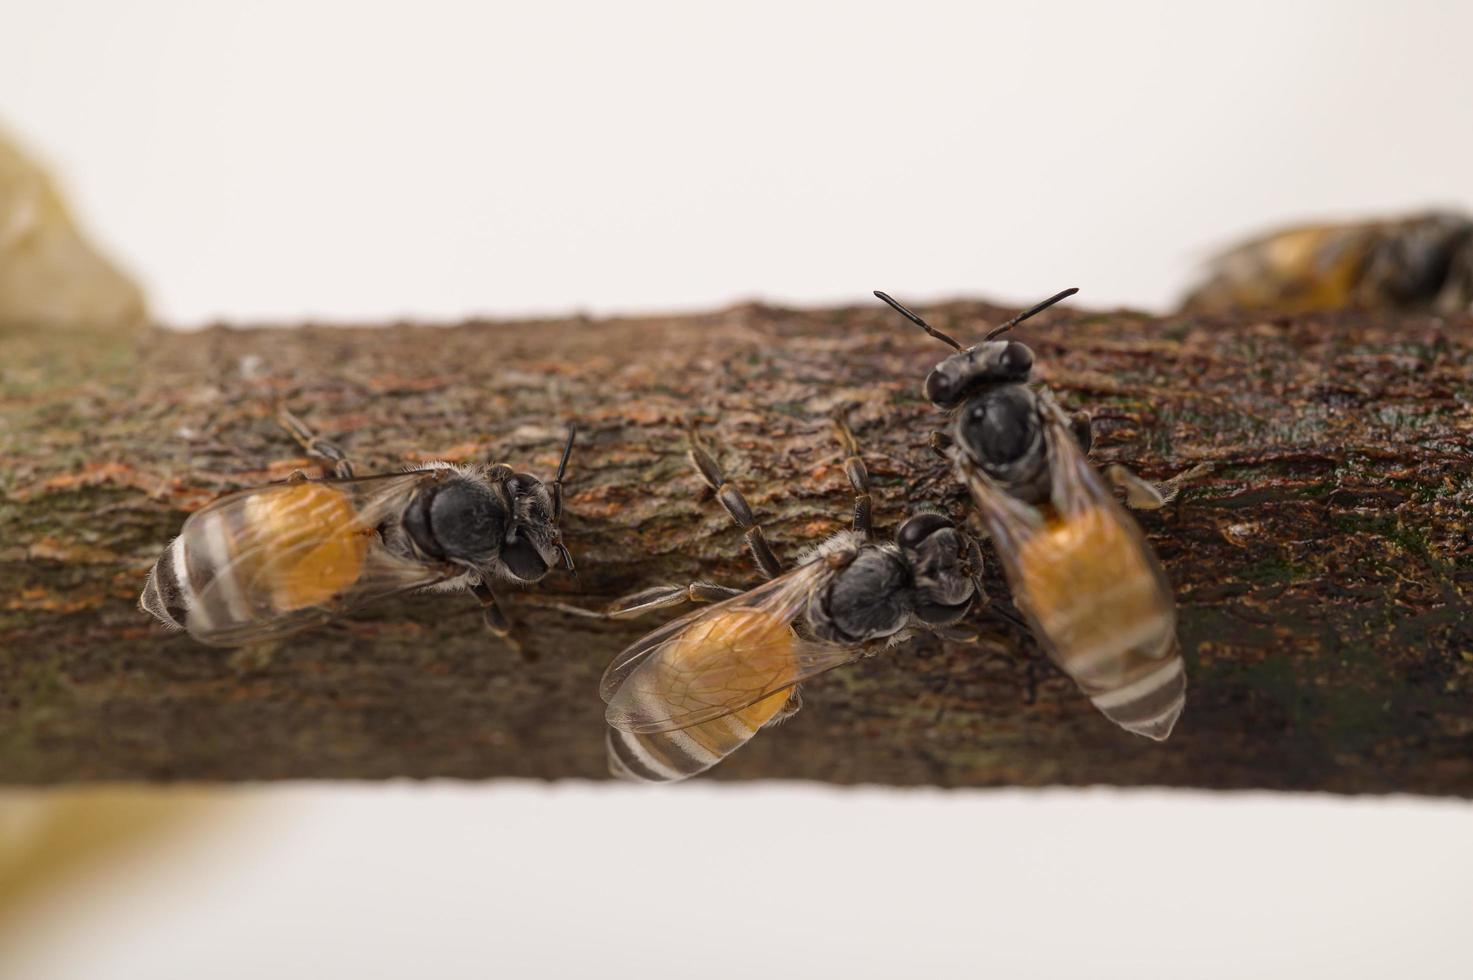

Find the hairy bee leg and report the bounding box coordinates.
[277,408,356,479]
[1160,461,1215,499]
[929,430,953,460]
[964,534,988,605]
[1070,410,1094,454]
[762,687,803,728]
[228,641,282,673]
[549,582,743,620]
[1106,464,1168,509]
[1107,461,1213,510]
[687,427,784,581]
[469,579,525,657]
[831,415,873,538]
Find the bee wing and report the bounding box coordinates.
[603,561,861,735]
[953,390,1185,738]
[181,472,453,646]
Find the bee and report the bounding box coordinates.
[875,288,1204,740]
[572,418,984,782]
[1180,211,1473,315]
[139,409,576,647]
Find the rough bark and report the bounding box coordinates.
[2,301,1470,792]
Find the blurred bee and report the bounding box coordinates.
[139,409,576,648]
[572,418,984,782]
[875,288,1205,740]
[1181,211,1473,315]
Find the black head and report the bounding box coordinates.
[1379,213,1473,307]
[924,341,1033,408]
[498,425,578,582]
[894,512,981,626]
[873,288,1076,408]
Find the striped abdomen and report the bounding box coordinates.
[140,481,371,645]
[606,687,793,783]
[604,606,802,783]
[1014,505,1185,740]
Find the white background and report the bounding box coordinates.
[2,0,1472,324]
[2,2,1471,977]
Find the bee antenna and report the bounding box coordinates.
[983,287,1079,341]
[551,424,576,524]
[873,291,963,352]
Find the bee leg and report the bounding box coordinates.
[1160,461,1215,499]
[965,534,989,605]
[687,425,784,581]
[929,430,953,460]
[1069,411,1094,454]
[228,640,282,673]
[762,686,803,728]
[549,582,742,620]
[277,407,356,479]
[1105,464,1168,509]
[1107,461,1213,509]
[469,579,526,658]
[832,414,873,538]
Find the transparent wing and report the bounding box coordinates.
[183,472,453,646]
[602,561,861,735]
[952,390,1177,679]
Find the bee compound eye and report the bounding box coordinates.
[1001,341,1033,377]
[508,472,542,494]
[913,597,971,626]
[500,533,549,582]
[924,368,957,407]
[896,512,954,550]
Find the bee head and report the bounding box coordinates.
[499,425,578,583]
[895,512,980,625]
[923,341,1034,408]
[872,287,1076,407]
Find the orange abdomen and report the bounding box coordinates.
[1014,505,1184,739]
[241,482,371,611]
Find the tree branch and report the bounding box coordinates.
[2,301,1470,791]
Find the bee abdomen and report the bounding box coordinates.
[138,535,191,630]
[605,691,790,783]
[1088,655,1186,742]
[606,717,746,784]
[139,482,370,643]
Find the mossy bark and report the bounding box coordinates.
[2,301,1470,791]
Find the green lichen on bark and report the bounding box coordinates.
[1,301,1470,790]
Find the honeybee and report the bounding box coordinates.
[1181,211,1473,315]
[572,418,984,782]
[875,288,1205,739]
[139,409,576,647]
